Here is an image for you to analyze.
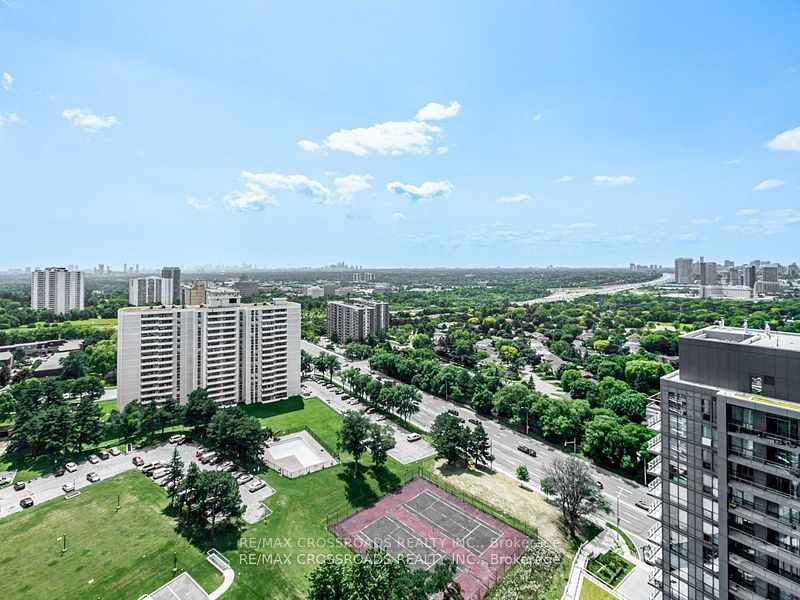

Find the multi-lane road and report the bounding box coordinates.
[516,272,672,305]
[301,339,656,549]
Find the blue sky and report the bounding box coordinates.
[1,1,799,269]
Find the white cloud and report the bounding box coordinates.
[222,182,278,211]
[566,222,596,229]
[753,179,786,192]
[496,193,530,204]
[726,208,800,235]
[241,171,330,200]
[61,107,120,132]
[392,212,407,221]
[554,175,572,183]
[322,120,442,156]
[689,216,722,225]
[333,174,373,202]
[2,72,13,91]
[298,139,322,152]
[593,175,636,187]
[0,111,22,126]
[436,146,449,154]
[533,109,556,122]
[723,158,742,164]
[415,101,461,121]
[766,126,800,152]
[736,208,758,216]
[386,180,453,201]
[185,195,212,210]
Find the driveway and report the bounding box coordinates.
[0,441,271,522]
[302,378,436,465]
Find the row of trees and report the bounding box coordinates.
[429,413,492,468]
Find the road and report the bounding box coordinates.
[516,272,672,305]
[301,340,655,548]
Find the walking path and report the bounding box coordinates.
[207,549,235,600]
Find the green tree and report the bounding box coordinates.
[73,396,104,449]
[108,402,140,442]
[184,388,218,435]
[337,410,371,471]
[366,423,396,468]
[166,446,185,506]
[59,350,89,380]
[516,465,530,483]
[467,423,492,466]
[541,456,610,538]
[207,406,270,463]
[195,470,243,539]
[560,369,582,392]
[430,412,469,466]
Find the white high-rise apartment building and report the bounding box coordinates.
[31,267,85,314]
[675,257,694,284]
[128,276,174,306]
[117,297,300,408]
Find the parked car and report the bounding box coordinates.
[88,454,100,464]
[150,468,169,480]
[86,472,100,483]
[217,461,235,472]
[468,418,481,426]
[375,415,386,422]
[65,462,78,473]
[108,447,121,456]
[169,434,186,445]
[406,433,421,442]
[196,447,208,458]
[53,466,66,477]
[248,480,267,493]
[447,409,459,416]
[365,407,376,414]
[13,481,26,491]
[132,456,144,467]
[635,500,651,511]
[19,497,34,509]
[516,445,537,457]
[595,480,604,489]
[199,451,218,464]
[237,474,253,485]
[98,450,110,460]
[0,475,12,486]
[62,482,75,493]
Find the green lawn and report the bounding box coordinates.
[579,578,617,600]
[0,470,222,600]
[606,522,638,556]
[226,397,424,599]
[586,549,634,588]
[0,317,117,335]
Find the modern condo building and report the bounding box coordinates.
[326,298,389,342]
[128,276,174,306]
[30,267,85,314]
[649,324,800,600]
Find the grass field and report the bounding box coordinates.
[0,317,117,335]
[579,578,616,600]
[226,397,424,599]
[0,470,222,600]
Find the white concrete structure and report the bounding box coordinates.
[303,285,324,298]
[30,267,84,314]
[326,298,389,342]
[128,276,173,306]
[117,298,300,408]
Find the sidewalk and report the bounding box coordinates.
[562,528,617,600]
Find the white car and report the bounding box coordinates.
[88,455,100,464]
[169,434,186,445]
[374,415,385,422]
[0,476,12,486]
[65,462,78,473]
[406,433,421,442]
[62,482,75,493]
[108,447,121,456]
[248,480,266,493]
[237,473,253,485]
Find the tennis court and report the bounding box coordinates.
[142,572,209,600]
[332,478,530,599]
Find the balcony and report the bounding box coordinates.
[729,525,800,566]
[647,523,662,544]
[643,544,662,566]
[648,500,662,521]
[729,551,800,591]
[728,448,800,480]
[648,433,661,455]
[647,591,662,600]
[728,474,800,507]
[648,566,662,589]
[647,455,662,476]
[647,413,661,432]
[648,477,662,498]
[729,500,800,536]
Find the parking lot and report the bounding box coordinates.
[303,378,436,464]
[0,441,273,522]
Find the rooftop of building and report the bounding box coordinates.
[328,298,386,307]
[118,297,295,313]
[682,324,800,352]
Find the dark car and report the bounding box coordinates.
[53,466,66,477]
[19,497,34,509]
[595,480,604,489]
[132,456,144,467]
[447,409,459,416]
[98,450,110,460]
[468,418,481,425]
[13,481,26,491]
[517,445,537,457]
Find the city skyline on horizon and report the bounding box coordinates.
[2,2,799,268]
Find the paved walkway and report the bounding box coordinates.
[207,549,235,600]
[563,528,617,599]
